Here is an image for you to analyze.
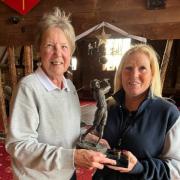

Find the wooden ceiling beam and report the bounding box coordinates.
[0,0,180,45]
[1,22,180,46]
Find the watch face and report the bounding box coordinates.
[2,0,40,15]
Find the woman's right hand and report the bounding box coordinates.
[74,149,116,169]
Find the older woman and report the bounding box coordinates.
[5,7,115,180]
[93,44,180,180]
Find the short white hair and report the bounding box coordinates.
[36,7,76,55]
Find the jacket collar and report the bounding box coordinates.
[113,88,153,114]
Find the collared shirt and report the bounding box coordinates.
[35,66,70,92]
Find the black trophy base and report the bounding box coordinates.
[106,149,128,168]
[77,140,128,168]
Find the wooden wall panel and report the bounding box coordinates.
[7,46,17,89]
[1,0,180,45]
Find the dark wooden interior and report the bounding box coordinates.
[1,0,180,45]
[0,0,180,133]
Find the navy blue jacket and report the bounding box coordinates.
[93,90,180,180]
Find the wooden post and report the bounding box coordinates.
[24,45,33,75]
[7,46,17,90]
[0,69,8,134]
[160,40,173,89]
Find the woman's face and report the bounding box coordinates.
[121,52,152,99]
[39,27,71,80]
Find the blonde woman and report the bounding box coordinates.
[93,44,180,180]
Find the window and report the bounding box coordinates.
[71,56,77,70]
[103,38,131,71]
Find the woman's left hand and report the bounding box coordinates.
[107,150,137,173]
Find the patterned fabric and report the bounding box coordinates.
[0,141,13,180]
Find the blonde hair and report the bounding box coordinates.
[36,7,76,55]
[114,44,162,97]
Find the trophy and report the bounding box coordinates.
[77,79,128,168]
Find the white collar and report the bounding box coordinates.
[35,67,70,92]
